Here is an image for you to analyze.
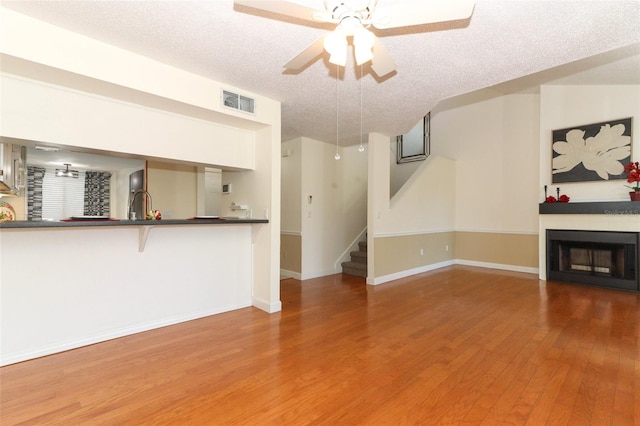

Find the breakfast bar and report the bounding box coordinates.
[1,218,269,251]
[0,218,269,366]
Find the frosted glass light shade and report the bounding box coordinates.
[355,44,373,65]
[354,26,375,65]
[324,28,348,66]
[324,29,346,55]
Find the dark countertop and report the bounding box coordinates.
[0,218,269,229]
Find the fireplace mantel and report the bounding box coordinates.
[539,201,640,215]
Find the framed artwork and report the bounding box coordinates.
[397,112,430,164]
[552,117,632,183]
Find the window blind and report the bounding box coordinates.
[41,167,86,220]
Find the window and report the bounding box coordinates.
[41,168,86,220]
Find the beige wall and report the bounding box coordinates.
[280,233,301,274]
[373,230,537,278]
[147,161,197,219]
[374,232,454,277]
[455,231,538,268]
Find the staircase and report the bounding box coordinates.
[341,240,367,278]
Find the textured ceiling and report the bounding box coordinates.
[2,0,640,146]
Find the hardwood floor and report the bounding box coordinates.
[1,266,638,425]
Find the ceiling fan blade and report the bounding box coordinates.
[372,0,475,29]
[234,1,330,23]
[284,37,326,70]
[370,38,396,77]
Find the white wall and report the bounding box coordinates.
[300,137,368,279]
[0,7,275,129]
[374,91,539,241]
[376,154,456,237]
[432,90,540,234]
[1,75,255,170]
[252,123,282,312]
[0,225,253,365]
[539,84,640,202]
[390,148,422,198]
[281,138,302,233]
[390,118,424,197]
[218,124,281,312]
[0,6,283,364]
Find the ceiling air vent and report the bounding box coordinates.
[222,90,255,114]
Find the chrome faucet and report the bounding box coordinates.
[128,189,152,220]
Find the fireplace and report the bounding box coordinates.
[546,230,639,292]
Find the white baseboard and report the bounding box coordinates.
[366,259,538,286]
[455,259,539,275]
[301,268,340,280]
[367,260,455,285]
[280,269,302,280]
[281,268,345,281]
[0,302,252,367]
[252,297,282,313]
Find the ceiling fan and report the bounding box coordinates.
[234,0,475,77]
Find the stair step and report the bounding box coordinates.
[341,261,367,278]
[341,261,366,270]
[358,241,367,251]
[342,268,366,278]
[350,251,367,263]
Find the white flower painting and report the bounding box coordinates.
[552,118,632,183]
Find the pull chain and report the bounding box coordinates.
[359,64,365,152]
[335,63,341,160]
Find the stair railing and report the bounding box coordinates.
[334,226,368,272]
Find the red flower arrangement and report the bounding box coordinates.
[545,194,570,203]
[624,161,640,192]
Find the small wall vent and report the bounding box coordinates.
[222,90,255,114]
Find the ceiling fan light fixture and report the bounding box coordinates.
[354,25,374,65]
[354,25,374,48]
[236,0,477,77]
[354,44,373,65]
[340,16,361,35]
[323,27,346,55]
[325,29,348,66]
[329,48,348,66]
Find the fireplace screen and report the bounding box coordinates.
[547,230,639,291]
[560,244,623,277]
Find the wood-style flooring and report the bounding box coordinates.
[1,266,638,425]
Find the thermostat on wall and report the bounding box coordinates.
[222,183,232,194]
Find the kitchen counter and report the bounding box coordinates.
[0,218,268,229]
[1,215,273,366]
[0,217,269,253]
